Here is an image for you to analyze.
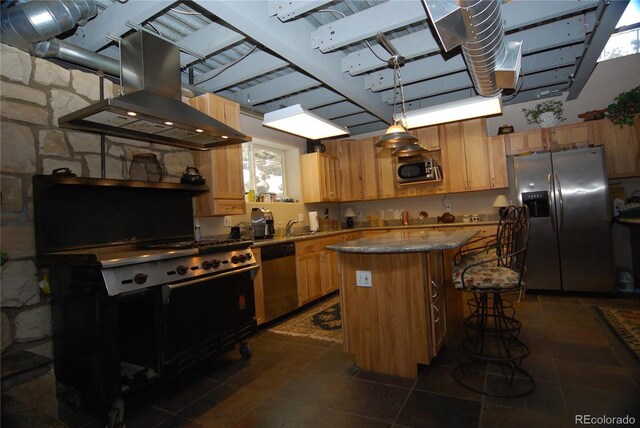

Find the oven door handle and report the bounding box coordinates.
[162,265,260,305]
[167,265,260,290]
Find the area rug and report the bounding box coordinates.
[596,307,640,361]
[269,295,342,343]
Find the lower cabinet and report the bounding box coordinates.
[295,235,345,306]
[425,251,446,356]
[252,247,265,326]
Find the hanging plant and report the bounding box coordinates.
[522,100,566,128]
[605,86,640,127]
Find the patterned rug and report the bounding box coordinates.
[596,307,640,361]
[269,295,342,343]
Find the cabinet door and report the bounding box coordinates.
[488,135,508,189]
[593,116,640,178]
[441,122,468,192]
[463,119,492,191]
[337,139,363,201]
[553,122,593,149]
[325,155,341,201]
[360,138,379,200]
[506,129,545,155]
[412,125,441,151]
[320,250,340,294]
[427,251,446,355]
[296,252,322,305]
[375,144,397,198]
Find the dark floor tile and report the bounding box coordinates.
[355,369,416,388]
[537,294,583,304]
[264,341,330,368]
[199,352,255,382]
[485,378,564,416]
[541,301,589,315]
[545,324,608,345]
[395,389,481,428]
[542,312,599,329]
[415,363,484,402]
[226,362,301,393]
[563,383,640,418]
[232,394,391,428]
[178,384,266,427]
[272,368,352,407]
[279,334,336,349]
[312,349,361,378]
[580,295,640,310]
[155,415,207,427]
[327,378,411,423]
[480,404,569,428]
[549,340,621,366]
[554,359,639,392]
[114,401,173,428]
[135,373,222,414]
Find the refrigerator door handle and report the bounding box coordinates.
[555,173,564,230]
[547,173,557,233]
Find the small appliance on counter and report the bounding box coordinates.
[251,208,275,239]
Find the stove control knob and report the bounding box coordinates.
[245,253,252,260]
[211,259,221,268]
[202,261,212,270]
[176,265,189,275]
[232,255,245,264]
[134,273,148,284]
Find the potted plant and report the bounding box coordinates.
[522,100,566,128]
[605,86,639,127]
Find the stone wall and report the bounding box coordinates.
[0,43,195,356]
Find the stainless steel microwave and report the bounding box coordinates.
[397,158,442,184]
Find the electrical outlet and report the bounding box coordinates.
[223,216,232,227]
[357,211,362,217]
[298,213,304,222]
[446,204,452,212]
[356,270,372,287]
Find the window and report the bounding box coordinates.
[598,1,640,62]
[243,143,286,200]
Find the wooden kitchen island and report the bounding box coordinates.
[326,229,477,378]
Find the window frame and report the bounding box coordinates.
[242,142,287,199]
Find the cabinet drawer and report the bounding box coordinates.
[321,235,343,247]
[212,199,245,215]
[295,238,324,255]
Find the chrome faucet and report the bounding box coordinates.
[286,220,298,236]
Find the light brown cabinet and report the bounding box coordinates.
[594,115,640,178]
[189,93,246,216]
[295,235,342,305]
[411,125,441,151]
[334,138,379,201]
[300,152,341,203]
[375,144,398,199]
[505,129,546,155]
[487,135,509,189]
[252,247,265,326]
[441,119,493,192]
[425,251,446,356]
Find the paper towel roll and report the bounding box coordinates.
[309,211,320,232]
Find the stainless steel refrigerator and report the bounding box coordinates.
[511,146,614,292]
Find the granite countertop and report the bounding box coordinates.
[250,221,497,248]
[325,229,479,254]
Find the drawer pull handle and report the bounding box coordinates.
[433,304,440,323]
[431,280,438,299]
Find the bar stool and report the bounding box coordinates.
[451,206,535,397]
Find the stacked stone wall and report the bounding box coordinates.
[0,44,194,356]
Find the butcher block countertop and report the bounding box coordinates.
[325,229,478,253]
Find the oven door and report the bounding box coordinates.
[161,265,259,372]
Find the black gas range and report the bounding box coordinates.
[33,174,259,422]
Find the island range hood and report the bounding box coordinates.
[58,30,251,150]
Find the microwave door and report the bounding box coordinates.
[397,162,427,183]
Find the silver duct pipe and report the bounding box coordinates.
[1,0,97,52]
[424,0,521,97]
[33,38,120,77]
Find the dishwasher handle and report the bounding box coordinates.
[260,242,296,260]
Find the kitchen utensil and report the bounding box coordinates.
[180,166,206,185]
[313,142,326,153]
[121,153,166,182]
[52,167,76,177]
[419,211,428,219]
[401,211,409,225]
[437,212,455,223]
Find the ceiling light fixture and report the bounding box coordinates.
[375,33,418,150]
[262,104,349,140]
[403,95,503,129]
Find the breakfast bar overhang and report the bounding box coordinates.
[327,229,478,378]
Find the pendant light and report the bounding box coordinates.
[375,34,419,150]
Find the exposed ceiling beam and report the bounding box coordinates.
[258,88,345,111]
[504,84,569,105]
[194,51,287,91]
[366,56,466,92]
[311,0,428,53]
[312,101,364,120]
[268,0,335,22]
[228,72,321,105]
[346,121,387,137]
[178,23,246,67]
[500,0,599,29]
[333,112,379,128]
[381,71,472,104]
[194,0,393,122]
[65,0,173,51]
[567,0,629,100]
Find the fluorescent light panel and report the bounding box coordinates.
[263,104,349,140]
[403,96,502,129]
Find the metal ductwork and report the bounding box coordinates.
[424,0,522,97]
[1,1,251,150]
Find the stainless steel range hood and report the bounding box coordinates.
[58,30,251,150]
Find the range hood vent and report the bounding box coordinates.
[58,30,251,150]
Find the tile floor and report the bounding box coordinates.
[3,292,640,427]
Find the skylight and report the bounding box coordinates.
[598,0,640,61]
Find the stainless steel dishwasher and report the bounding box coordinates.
[261,242,298,322]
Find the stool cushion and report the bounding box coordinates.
[452,264,520,290]
[458,248,498,267]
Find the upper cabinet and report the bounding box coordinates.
[593,116,640,178]
[300,152,341,203]
[189,93,246,216]
[411,125,441,151]
[441,119,494,192]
